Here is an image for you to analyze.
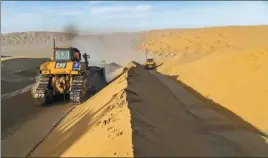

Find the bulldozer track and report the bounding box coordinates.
[33,74,89,105]
[69,75,88,104]
[34,75,52,105]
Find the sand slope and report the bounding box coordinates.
[138,25,268,133]
[158,49,268,132]
[29,62,268,157]
[30,67,132,157]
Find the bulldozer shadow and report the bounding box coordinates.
[39,94,72,107]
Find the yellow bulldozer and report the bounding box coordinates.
[32,39,106,105]
[144,58,156,70]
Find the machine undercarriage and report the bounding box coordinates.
[34,73,90,105]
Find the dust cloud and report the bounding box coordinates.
[70,34,146,83]
[71,34,145,66]
[63,24,79,41]
[62,23,146,82]
[62,23,145,66]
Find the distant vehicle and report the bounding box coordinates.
[144,58,156,70]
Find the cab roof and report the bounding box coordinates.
[55,47,79,51]
[55,46,72,49]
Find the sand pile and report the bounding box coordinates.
[28,62,268,157]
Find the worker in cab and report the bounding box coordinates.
[74,50,80,61]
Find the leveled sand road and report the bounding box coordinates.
[1,58,48,95]
[23,62,268,157]
[1,58,77,157]
[1,58,75,158]
[1,57,49,133]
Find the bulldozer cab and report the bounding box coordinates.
[53,47,81,62]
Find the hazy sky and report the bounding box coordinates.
[1,1,268,34]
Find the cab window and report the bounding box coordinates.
[55,49,70,60]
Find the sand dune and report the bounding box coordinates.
[140,25,268,62]
[139,25,268,133]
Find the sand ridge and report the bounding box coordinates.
[28,62,268,157]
